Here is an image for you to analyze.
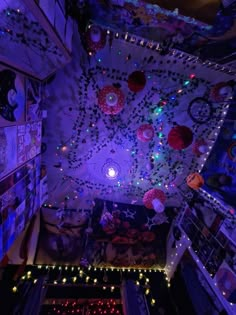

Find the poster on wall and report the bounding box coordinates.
[0,66,25,127]
[0,155,42,260]
[0,126,17,180]
[26,78,42,122]
[34,207,90,265]
[17,121,42,165]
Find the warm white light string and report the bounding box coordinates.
[88,21,236,76]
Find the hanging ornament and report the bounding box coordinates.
[192,139,208,156]
[143,188,166,213]
[186,172,204,190]
[85,25,106,54]
[128,71,146,92]
[210,81,233,102]
[98,86,125,115]
[137,124,155,142]
[168,125,193,150]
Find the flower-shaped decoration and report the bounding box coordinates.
[143,188,166,213]
[168,125,193,150]
[128,71,146,93]
[192,139,208,156]
[210,82,233,102]
[98,86,125,115]
[137,124,155,142]
[85,25,106,53]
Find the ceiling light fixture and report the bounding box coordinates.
[102,159,120,180]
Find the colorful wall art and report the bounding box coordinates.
[34,198,171,269]
[17,121,42,164]
[0,66,25,127]
[0,121,42,181]
[0,155,41,260]
[34,206,91,265]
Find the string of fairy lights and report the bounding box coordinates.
[90,22,234,76]
[43,299,123,315]
[11,265,171,308]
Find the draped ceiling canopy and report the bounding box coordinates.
[43,28,233,210]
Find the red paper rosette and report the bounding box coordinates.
[85,25,106,53]
[143,188,166,209]
[137,124,155,142]
[128,71,146,92]
[168,125,193,150]
[98,86,125,115]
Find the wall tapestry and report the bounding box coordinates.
[83,199,171,269]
